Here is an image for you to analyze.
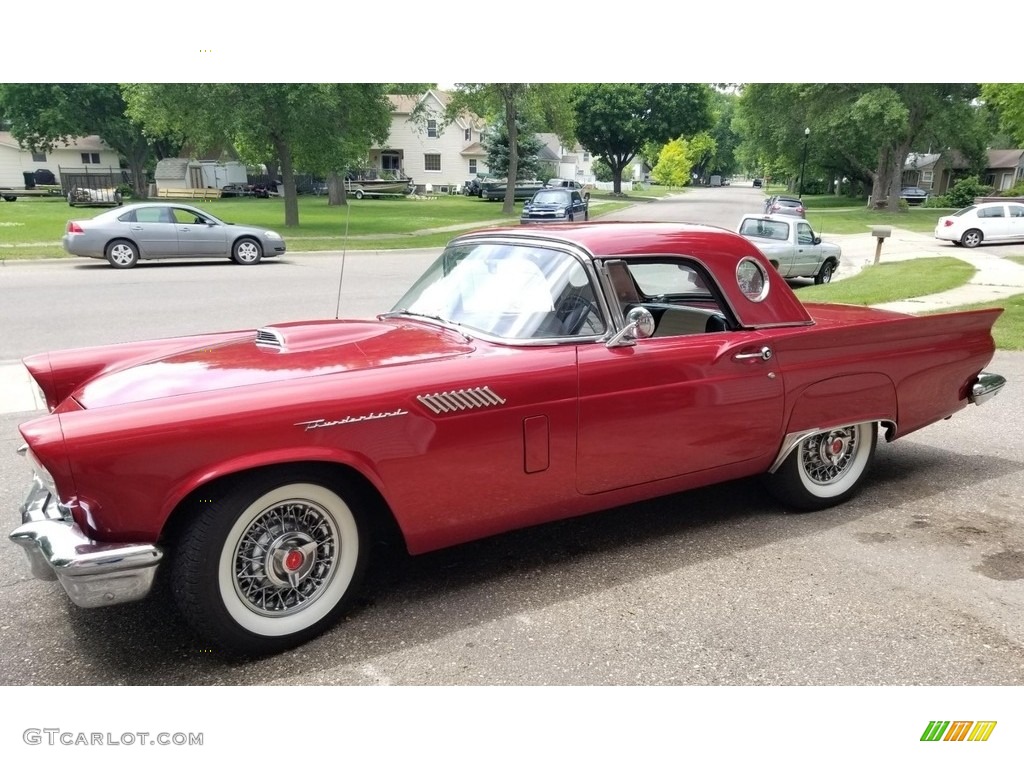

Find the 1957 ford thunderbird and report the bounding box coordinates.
[10,222,1006,656]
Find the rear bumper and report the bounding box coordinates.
[970,371,1006,406]
[8,473,162,608]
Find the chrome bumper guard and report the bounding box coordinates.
[9,474,162,608]
[969,372,1006,406]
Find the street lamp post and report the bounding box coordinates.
[798,127,810,199]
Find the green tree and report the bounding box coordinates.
[735,83,984,209]
[123,84,392,225]
[444,84,576,214]
[481,117,544,180]
[981,84,1024,146]
[572,83,713,194]
[0,83,165,198]
[652,138,692,187]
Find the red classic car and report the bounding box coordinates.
[10,222,1006,656]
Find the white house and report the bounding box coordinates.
[370,90,488,193]
[0,132,119,187]
[536,133,596,183]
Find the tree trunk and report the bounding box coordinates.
[273,137,299,226]
[502,97,518,216]
[327,170,346,206]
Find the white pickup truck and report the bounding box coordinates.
[737,213,842,284]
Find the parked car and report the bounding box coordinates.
[520,188,589,224]
[764,195,806,217]
[900,187,929,205]
[935,201,1024,248]
[752,178,763,188]
[545,178,592,200]
[11,222,1005,656]
[737,213,841,283]
[61,202,286,268]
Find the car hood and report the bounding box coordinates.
[74,319,474,408]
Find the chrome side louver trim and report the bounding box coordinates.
[255,328,284,350]
[417,386,506,415]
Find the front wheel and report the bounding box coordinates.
[814,260,835,284]
[232,237,262,265]
[171,471,369,656]
[763,422,877,511]
[961,229,983,248]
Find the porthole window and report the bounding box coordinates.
[736,257,769,302]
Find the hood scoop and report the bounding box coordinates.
[254,321,390,354]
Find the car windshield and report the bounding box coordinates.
[739,218,789,240]
[531,190,570,204]
[389,242,605,340]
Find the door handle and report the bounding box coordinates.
[180,227,191,232]
[733,346,773,361]
[129,225,143,231]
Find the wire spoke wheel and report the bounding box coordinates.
[763,422,877,511]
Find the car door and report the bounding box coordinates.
[1006,204,1024,242]
[127,206,178,256]
[570,191,585,219]
[575,258,784,494]
[791,221,821,276]
[171,207,227,256]
[977,204,1009,241]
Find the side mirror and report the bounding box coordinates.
[812,236,821,245]
[607,306,655,348]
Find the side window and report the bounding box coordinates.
[571,192,582,205]
[1008,205,1024,218]
[612,259,730,337]
[134,207,167,223]
[980,206,1004,218]
[797,223,814,245]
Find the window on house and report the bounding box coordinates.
[81,152,100,164]
[427,120,438,138]
[31,151,46,162]
[425,154,441,172]
[382,153,401,172]
[469,159,477,175]
[922,170,933,184]
[583,152,590,161]
[465,127,471,141]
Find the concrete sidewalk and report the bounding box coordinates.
[827,227,1024,313]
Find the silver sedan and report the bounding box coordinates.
[62,202,287,269]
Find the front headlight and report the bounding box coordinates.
[264,230,282,240]
[556,208,567,216]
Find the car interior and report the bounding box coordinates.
[604,259,731,336]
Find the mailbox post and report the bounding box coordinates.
[871,226,891,265]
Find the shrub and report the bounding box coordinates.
[945,176,993,208]
[998,180,1024,198]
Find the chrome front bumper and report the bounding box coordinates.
[969,371,1006,406]
[9,474,163,608]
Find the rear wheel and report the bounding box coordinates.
[171,470,369,656]
[961,229,983,248]
[814,260,835,284]
[105,239,139,269]
[763,422,877,511]
[354,189,364,200]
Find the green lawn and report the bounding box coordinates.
[796,257,975,304]
[0,194,636,258]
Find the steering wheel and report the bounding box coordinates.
[556,294,601,335]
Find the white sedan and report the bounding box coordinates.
[935,201,1024,248]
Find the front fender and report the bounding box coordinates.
[158,446,389,532]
